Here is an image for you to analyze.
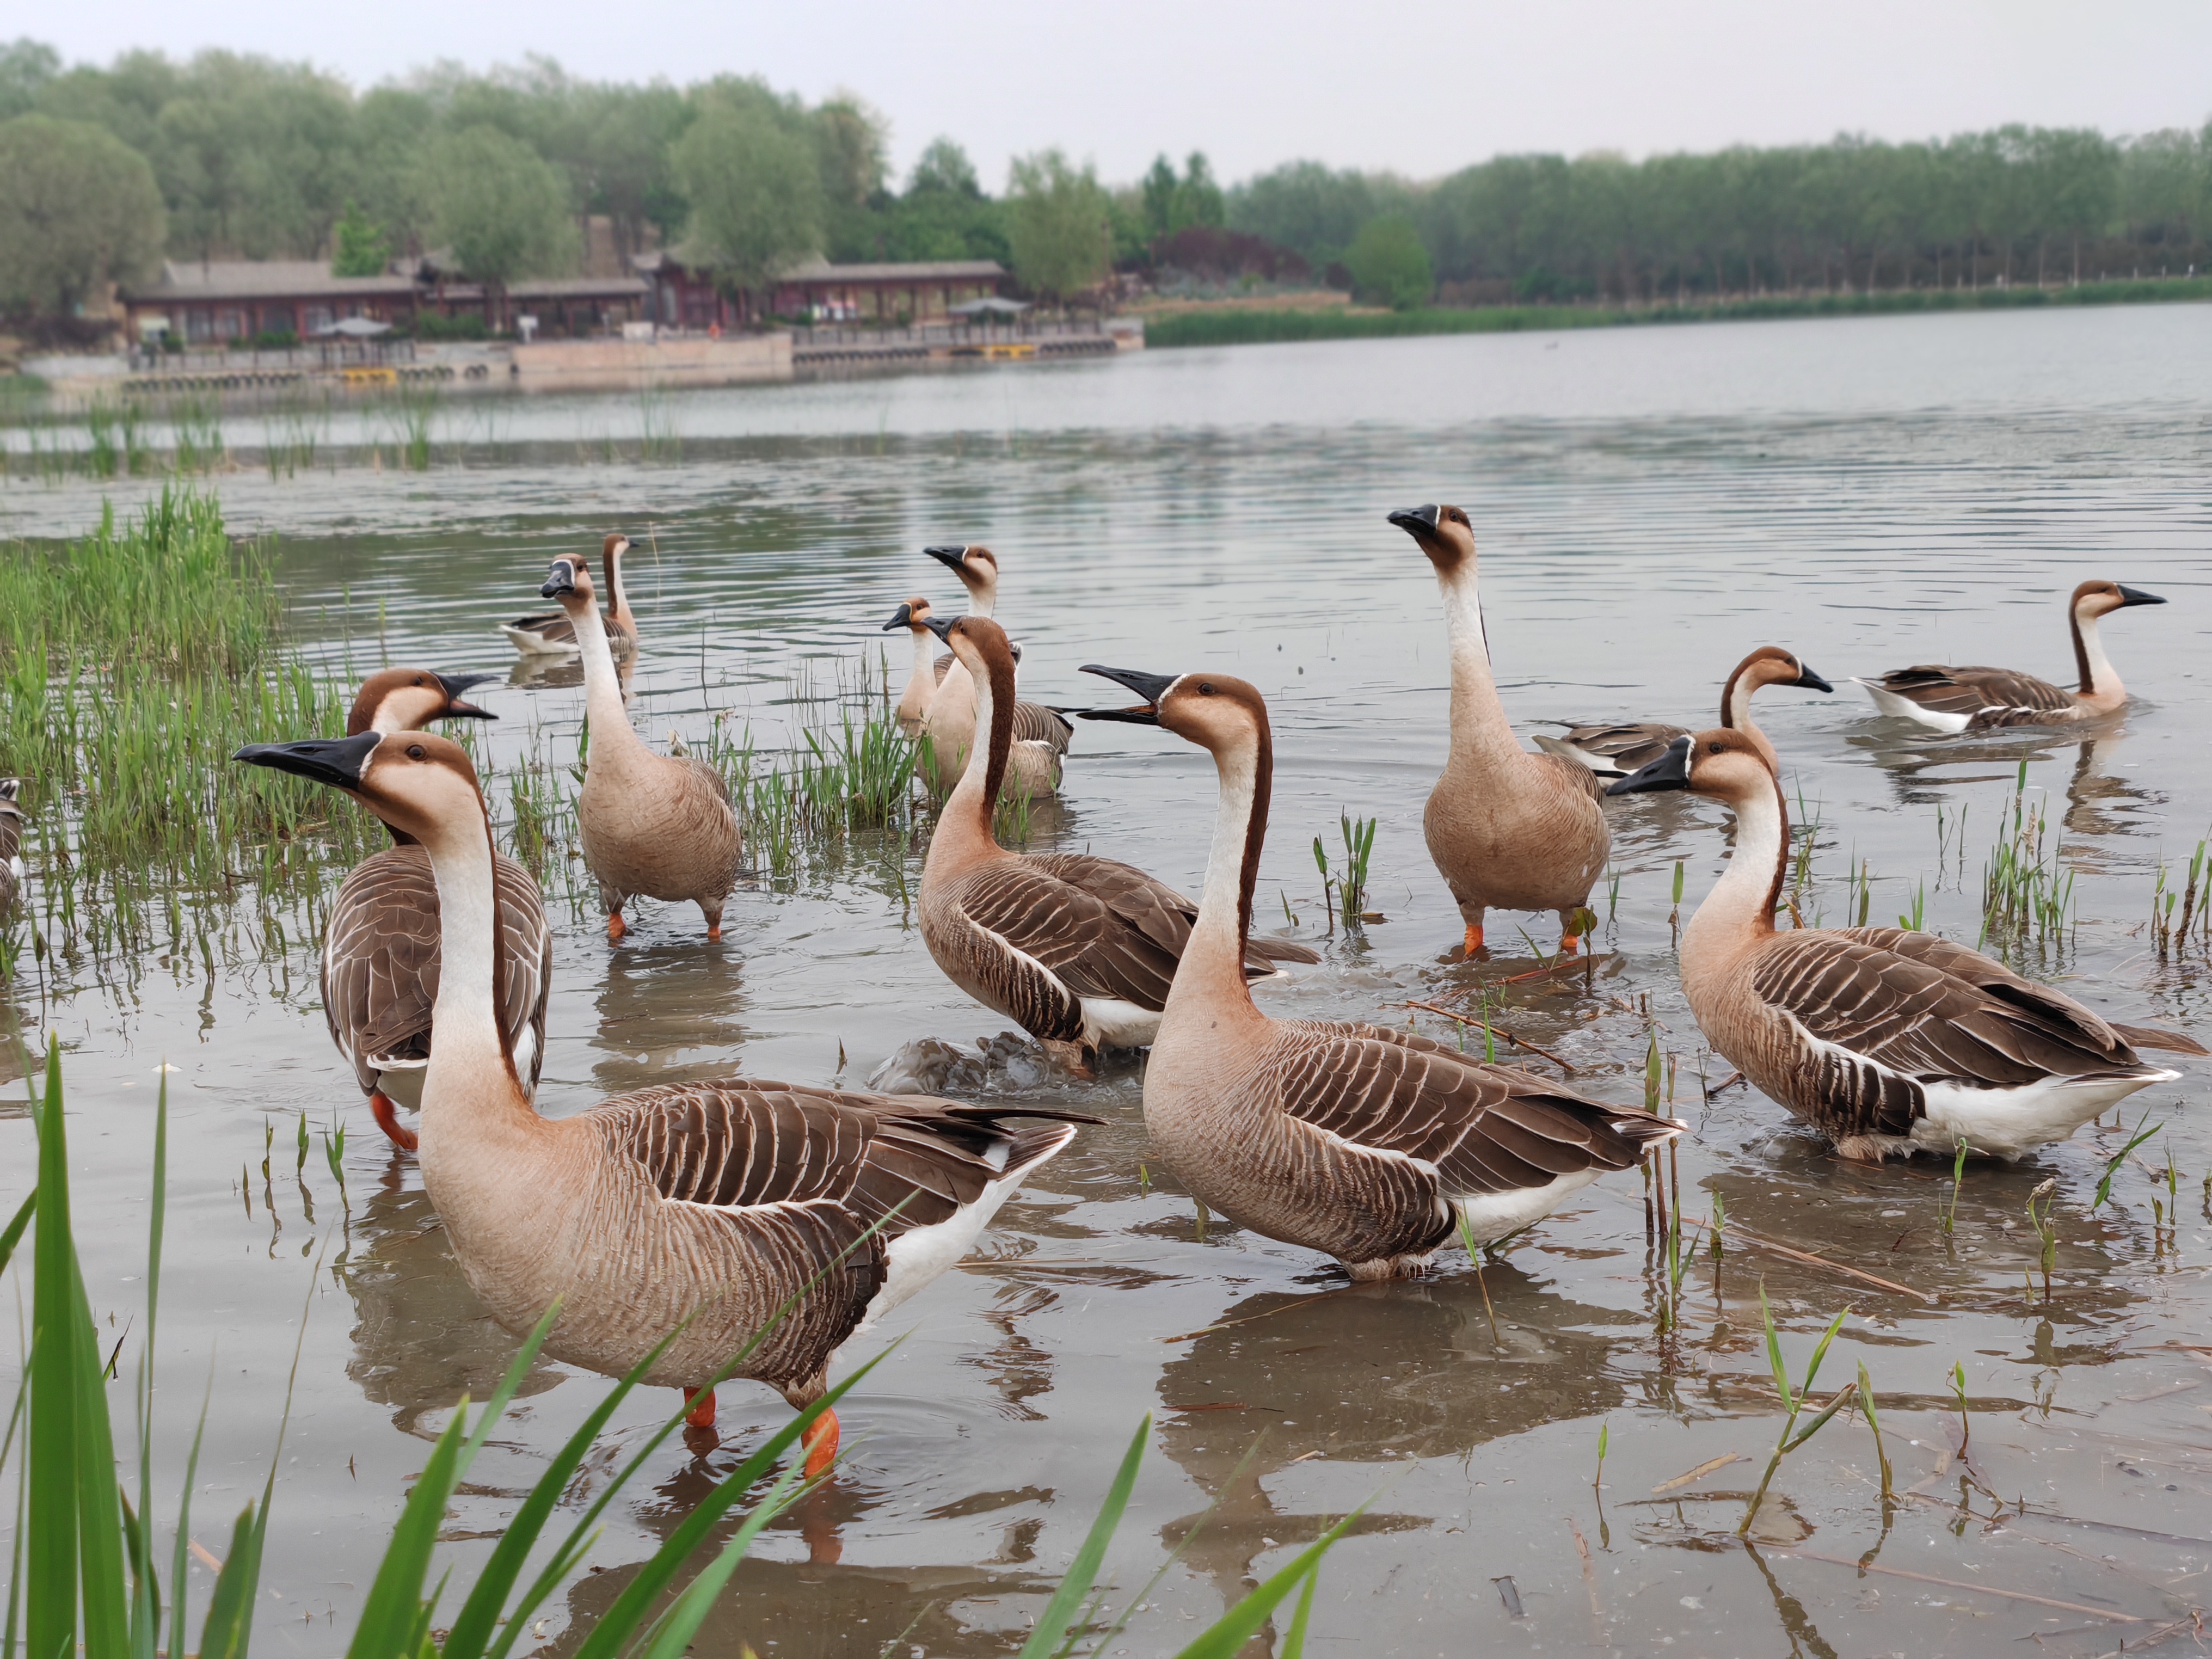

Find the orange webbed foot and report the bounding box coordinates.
[682,1385,716,1429]
[801,1407,840,1480]
[607,911,626,943]
[369,1092,417,1151]
[1557,932,1582,956]
[1461,924,1485,956]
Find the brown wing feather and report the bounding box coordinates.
[933,653,955,684]
[1011,699,1074,754]
[1551,722,1688,773]
[1871,665,2073,721]
[0,809,22,915]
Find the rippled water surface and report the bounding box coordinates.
[8,304,2212,1657]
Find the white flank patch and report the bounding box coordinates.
[374,1061,427,1111]
[1849,678,1971,733]
[511,1027,540,1097]
[1452,1171,1599,1245]
[1912,1071,2176,1162]
[501,625,579,657]
[1080,996,1161,1050]
[6,855,21,881]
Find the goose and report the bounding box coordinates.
[235,728,1090,1470]
[0,779,23,917]
[1388,503,1611,957]
[1852,581,2167,733]
[543,553,743,942]
[919,616,1317,1073]
[1609,728,2206,1161]
[882,596,943,730]
[323,667,553,1151]
[917,545,1073,798]
[1535,647,1834,777]
[502,534,638,659]
[1077,664,1682,1277]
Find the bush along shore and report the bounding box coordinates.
[1142,273,2212,348]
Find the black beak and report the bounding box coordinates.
[435,672,499,718]
[1607,735,1693,797]
[234,730,382,791]
[924,615,955,642]
[1795,663,1834,693]
[1076,664,1176,724]
[924,545,970,573]
[540,560,578,598]
[1386,505,1441,537]
[882,602,915,631]
[2117,585,2166,607]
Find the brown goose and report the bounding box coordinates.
[1536,647,1834,777]
[919,617,1317,1073]
[236,728,1090,1472]
[1852,581,2166,733]
[1388,503,1611,957]
[882,596,942,730]
[916,545,1073,798]
[1077,664,1680,1276]
[502,534,638,659]
[1610,729,2205,1161]
[543,554,743,941]
[323,667,552,1151]
[0,779,23,917]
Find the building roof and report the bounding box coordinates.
[125,260,417,303]
[508,276,649,299]
[635,251,1005,283]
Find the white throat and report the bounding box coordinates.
[1168,721,1261,1014]
[948,655,999,815]
[1683,776,1787,970]
[420,803,517,1098]
[1436,562,1520,763]
[571,598,638,756]
[2075,606,2121,699]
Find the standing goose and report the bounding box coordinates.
[1388,503,1611,956]
[1077,665,1681,1276]
[543,554,743,941]
[236,728,1090,1470]
[882,596,943,730]
[0,779,23,917]
[1610,729,2205,1161]
[502,534,640,659]
[323,667,552,1151]
[1536,647,1834,777]
[919,616,1317,1073]
[1852,581,2167,732]
[917,545,1073,798]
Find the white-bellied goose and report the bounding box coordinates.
[1536,647,1834,777]
[917,545,1072,798]
[236,729,1091,1471]
[882,595,943,730]
[1388,503,1611,957]
[0,779,23,917]
[1610,729,2205,1161]
[323,667,552,1151]
[920,617,1317,1073]
[1852,581,2167,733]
[543,554,743,941]
[502,534,638,659]
[1076,665,1680,1276]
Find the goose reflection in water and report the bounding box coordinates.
[586,937,749,1098]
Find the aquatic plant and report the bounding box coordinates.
[1980,763,2073,954]
[2092,1110,2161,1210]
[1738,1286,1854,1535]
[2025,1177,2059,1302]
[1855,1361,1895,1507]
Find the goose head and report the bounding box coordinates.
[2072,579,2165,623]
[882,595,933,634]
[235,729,488,849]
[1079,666,1271,757]
[926,613,1018,681]
[1607,728,1775,801]
[541,554,597,616]
[1386,502,1476,574]
[346,667,499,738]
[1723,647,1833,712]
[923,544,1000,608]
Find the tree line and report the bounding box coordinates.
[1,33,2208,339]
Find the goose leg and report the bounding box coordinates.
[606,907,626,943]
[681,1385,716,1429]
[1556,908,1585,956]
[368,1091,417,1151]
[701,899,723,941]
[801,1409,840,1479]
[1458,904,1485,957]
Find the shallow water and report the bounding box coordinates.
[7,303,2212,1656]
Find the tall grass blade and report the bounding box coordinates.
[631,1463,806,1659]
[1169,1509,1365,1659]
[28,1040,81,1659]
[1016,1415,1150,1659]
[197,1502,262,1659]
[0,1192,30,1280]
[1277,1564,1320,1659]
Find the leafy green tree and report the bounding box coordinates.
[1344,212,1431,309]
[910,136,981,198]
[0,37,59,120]
[330,199,387,275]
[0,114,165,322]
[1228,161,1400,271]
[1168,151,1225,234]
[1141,154,1177,241]
[671,93,823,308]
[417,123,577,295]
[1005,149,1111,301]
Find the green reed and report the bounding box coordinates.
[166,394,225,474]
[1739,1286,1855,1535]
[1980,762,2073,953]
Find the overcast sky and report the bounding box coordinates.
[33,0,2212,187]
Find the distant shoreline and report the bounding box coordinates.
[1142,276,2212,349]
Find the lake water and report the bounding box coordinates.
[7,303,2212,1656]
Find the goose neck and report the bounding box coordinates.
[2073,606,2121,702]
[419,800,535,1131]
[1166,732,1269,1024]
[1681,774,1789,978]
[934,650,1009,862]
[1436,563,1521,764]
[572,601,641,759]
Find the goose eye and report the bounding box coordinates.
[407,744,426,759]
[1198,682,1216,696]
[1709,741,1725,754]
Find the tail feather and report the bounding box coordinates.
[1248,936,1324,967]
[2112,1021,2211,1058]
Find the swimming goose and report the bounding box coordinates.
[0,779,23,917]
[882,596,942,730]
[543,554,743,941]
[1852,581,2167,733]
[1077,665,1681,1276]
[502,534,639,659]
[1536,647,1834,777]
[920,617,1317,1073]
[1609,729,2206,1161]
[235,728,1089,1472]
[324,667,553,1151]
[1388,503,1611,957]
[917,545,1073,798]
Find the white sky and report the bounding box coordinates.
[32,0,2212,188]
